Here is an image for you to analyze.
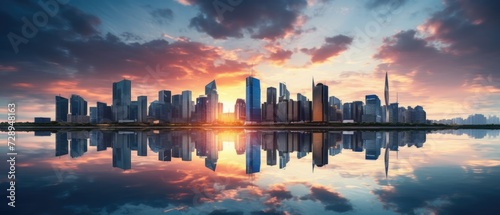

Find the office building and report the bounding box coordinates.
[112,79,131,121]
[206,80,218,122]
[137,96,148,123]
[246,76,261,122]
[234,98,246,121]
[90,107,97,123]
[363,95,381,123]
[195,96,208,122]
[55,95,68,122]
[279,82,290,102]
[352,101,364,123]
[158,90,171,104]
[70,94,87,116]
[384,72,390,122]
[313,83,328,122]
[181,90,192,122]
[96,102,112,123]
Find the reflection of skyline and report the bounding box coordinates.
[54,130,428,173]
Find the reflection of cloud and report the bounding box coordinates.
[300,185,353,213]
[373,166,500,214]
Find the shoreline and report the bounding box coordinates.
[2,123,499,131]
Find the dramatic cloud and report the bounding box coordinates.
[301,35,353,63]
[0,0,251,120]
[186,0,308,40]
[373,0,500,117]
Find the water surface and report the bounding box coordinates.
[1,129,499,215]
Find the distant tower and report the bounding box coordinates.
[384,71,389,122]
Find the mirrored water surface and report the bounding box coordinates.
[1,129,499,215]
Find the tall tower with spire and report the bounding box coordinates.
[384,72,389,122]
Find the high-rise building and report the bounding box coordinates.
[96,102,112,123]
[264,87,277,122]
[352,101,364,123]
[297,93,311,122]
[149,100,169,122]
[195,96,208,122]
[384,72,390,122]
[70,94,87,116]
[246,76,261,122]
[137,96,148,123]
[112,79,131,121]
[171,94,182,121]
[389,103,399,123]
[279,82,290,102]
[90,107,97,123]
[55,95,68,122]
[129,101,138,121]
[234,99,246,121]
[158,90,171,104]
[313,83,328,122]
[414,106,426,124]
[363,95,381,123]
[267,87,277,104]
[205,80,219,122]
[343,102,352,121]
[181,90,192,122]
[329,96,342,109]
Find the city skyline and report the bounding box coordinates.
[1,0,499,122]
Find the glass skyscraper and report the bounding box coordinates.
[70,94,87,116]
[112,79,131,121]
[246,76,261,122]
[313,83,328,122]
[55,95,68,122]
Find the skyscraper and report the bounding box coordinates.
[158,90,171,104]
[205,80,218,123]
[181,90,192,122]
[264,87,277,122]
[55,95,68,122]
[246,76,261,122]
[384,72,390,122]
[279,82,290,102]
[195,96,208,122]
[137,96,148,123]
[352,101,364,123]
[112,79,131,121]
[234,98,246,121]
[363,95,381,123]
[313,83,328,122]
[70,94,87,116]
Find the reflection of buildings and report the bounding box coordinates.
[246,132,261,174]
[205,131,218,171]
[262,132,277,166]
[112,132,132,170]
[69,131,88,158]
[55,132,68,156]
[363,132,381,160]
[312,132,328,167]
[51,130,428,173]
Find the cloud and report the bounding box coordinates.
[150,8,174,24]
[301,35,353,63]
[300,185,353,212]
[186,0,308,40]
[373,0,500,117]
[0,0,252,120]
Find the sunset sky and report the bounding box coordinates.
[1,0,499,121]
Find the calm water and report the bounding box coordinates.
[1,129,499,215]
